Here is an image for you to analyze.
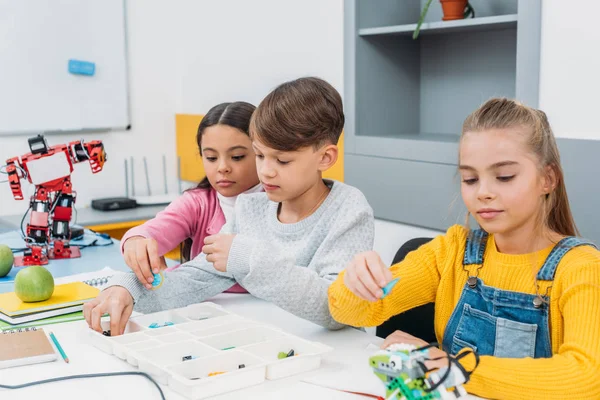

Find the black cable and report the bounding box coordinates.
[20,205,31,238]
[0,371,165,400]
[71,238,114,249]
[70,230,114,249]
[0,163,28,181]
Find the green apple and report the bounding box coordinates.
[0,244,14,278]
[15,266,55,302]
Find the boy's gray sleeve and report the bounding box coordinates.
[104,254,236,314]
[227,198,374,330]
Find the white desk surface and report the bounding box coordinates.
[0,293,483,400]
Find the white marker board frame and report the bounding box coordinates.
[0,0,130,135]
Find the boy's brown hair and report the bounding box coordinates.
[250,77,344,151]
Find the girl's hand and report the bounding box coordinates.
[202,234,236,272]
[382,330,448,370]
[123,236,167,289]
[343,251,393,302]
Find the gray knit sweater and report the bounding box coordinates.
[105,180,374,329]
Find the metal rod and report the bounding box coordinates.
[162,154,168,194]
[177,156,182,194]
[130,156,135,197]
[124,158,129,198]
[143,156,151,196]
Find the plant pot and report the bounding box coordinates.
[440,0,467,21]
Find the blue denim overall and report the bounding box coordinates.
[442,230,596,358]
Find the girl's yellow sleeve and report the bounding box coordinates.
[328,225,463,327]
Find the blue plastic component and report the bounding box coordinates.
[148,321,174,329]
[151,272,164,289]
[381,278,400,299]
[68,59,95,76]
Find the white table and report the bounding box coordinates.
[0,294,482,400]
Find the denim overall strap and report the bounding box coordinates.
[463,229,488,266]
[536,237,597,281]
[442,230,567,359]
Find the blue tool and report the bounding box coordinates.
[381,278,400,299]
[149,321,174,329]
[68,59,96,76]
[151,271,164,289]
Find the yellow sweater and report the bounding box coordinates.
[328,225,600,400]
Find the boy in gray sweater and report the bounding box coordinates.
[84,77,374,334]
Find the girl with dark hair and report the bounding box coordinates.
[120,102,261,292]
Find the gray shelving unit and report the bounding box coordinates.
[344,0,542,231]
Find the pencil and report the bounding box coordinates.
[49,331,69,363]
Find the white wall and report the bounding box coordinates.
[0,0,343,217]
[539,0,600,140]
[175,0,344,114]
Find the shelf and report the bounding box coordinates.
[351,134,459,166]
[346,0,542,231]
[356,132,460,143]
[358,14,517,37]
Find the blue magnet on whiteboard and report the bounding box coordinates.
[381,278,400,299]
[68,59,96,76]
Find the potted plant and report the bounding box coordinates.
[413,0,475,39]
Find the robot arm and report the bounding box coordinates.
[5,157,25,200]
[69,140,107,173]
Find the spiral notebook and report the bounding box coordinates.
[0,327,58,369]
[53,266,118,290]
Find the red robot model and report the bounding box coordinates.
[4,134,107,267]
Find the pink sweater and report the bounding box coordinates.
[120,188,246,293]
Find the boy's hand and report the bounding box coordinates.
[382,330,448,370]
[83,286,134,337]
[343,251,393,302]
[123,236,167,289]
[202,234,236,272]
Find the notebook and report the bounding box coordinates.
[0,281,99,317]
[54,266,118,290]
[0,304,83,325]
[0,311,84,332]
[0,327,58,369]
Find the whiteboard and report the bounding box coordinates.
[0,0,130,135]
